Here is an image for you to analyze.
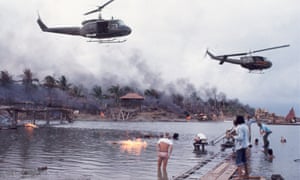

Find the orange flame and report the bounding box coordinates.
[118,138,147,155]
[100,112,105,118]
[24,123,38,129]
[24,123,38,139]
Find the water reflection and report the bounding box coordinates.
[157,168,168,180]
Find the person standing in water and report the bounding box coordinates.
[246,115,256,144]
[157,132,173,170]
[233,115,250,179]
[257,121,272,154]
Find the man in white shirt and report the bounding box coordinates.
[233,115,250,179]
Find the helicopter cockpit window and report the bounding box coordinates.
[109,22,119,30]
[117,20,125,26]
[253,56,265,61]
[109,20,125,30]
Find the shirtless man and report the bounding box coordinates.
[157,133,173,170]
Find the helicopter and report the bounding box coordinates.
[37,0,131,43]
[206,44,290,72]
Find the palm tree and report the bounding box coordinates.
[92,85,103,100]
[21,68,39,89]
[122,85,133,95]
[144,88,160,99]
[57,75,71,91]
[19,69,39,102]
[43,75,57,107]
[107,84,122,104]
[0,70,13,87]
[69,84,84,98]
[43,75,57,88]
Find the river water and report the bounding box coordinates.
[0,121,299,180]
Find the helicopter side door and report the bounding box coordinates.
[97,21,109,33]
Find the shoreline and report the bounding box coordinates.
[73,113,300,126]
[73,113,227,122]
[1,109,299,128]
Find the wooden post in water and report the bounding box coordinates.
[60,111,63,124]
[11,110,17,129]
[45,109,50,125]
[33,111,36,124]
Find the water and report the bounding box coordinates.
[0,121,299,180]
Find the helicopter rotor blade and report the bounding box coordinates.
[84,9,99,15]
[221,52,248,57]
[251,44,290,54]
[99,0,114,10]
[84,0,114,15]
[215,52,248,58]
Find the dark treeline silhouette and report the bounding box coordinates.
[0,69,254,118]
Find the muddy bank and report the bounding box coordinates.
[73,111,231,122]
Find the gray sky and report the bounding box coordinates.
[0,0,299,116]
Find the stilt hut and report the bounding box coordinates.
[120,93,144,111]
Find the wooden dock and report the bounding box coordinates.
[172,151,266,180]
[200,161,266,180]
[0,105,73,128]
[173,152,225,180]
[200,162,237,180]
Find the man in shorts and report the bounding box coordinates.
[257,122,272,155]
[157,133,173,170]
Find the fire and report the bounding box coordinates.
[100,111,105,118]
[186,115,191,121]
[24,123,38,129]
[118,138,147,155]
[24,123,38,139]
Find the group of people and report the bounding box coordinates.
[155,115,274,180]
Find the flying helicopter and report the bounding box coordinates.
[37,0,131,43]
[206,44,290,72]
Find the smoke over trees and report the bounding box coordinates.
[0,69,255,118]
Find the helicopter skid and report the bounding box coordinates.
[87,38,126,43]
[248,70,265,74]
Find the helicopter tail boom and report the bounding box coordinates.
[37,16,81,36]
[206,50,245,65]
[206,50,226,64]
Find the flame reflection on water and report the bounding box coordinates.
[109,138,148,156]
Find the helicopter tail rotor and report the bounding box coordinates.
[36,14,48,31]
[203,48,209,59]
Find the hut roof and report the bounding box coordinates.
[120,93,144,100]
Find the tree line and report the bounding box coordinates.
[0,69,254,117]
